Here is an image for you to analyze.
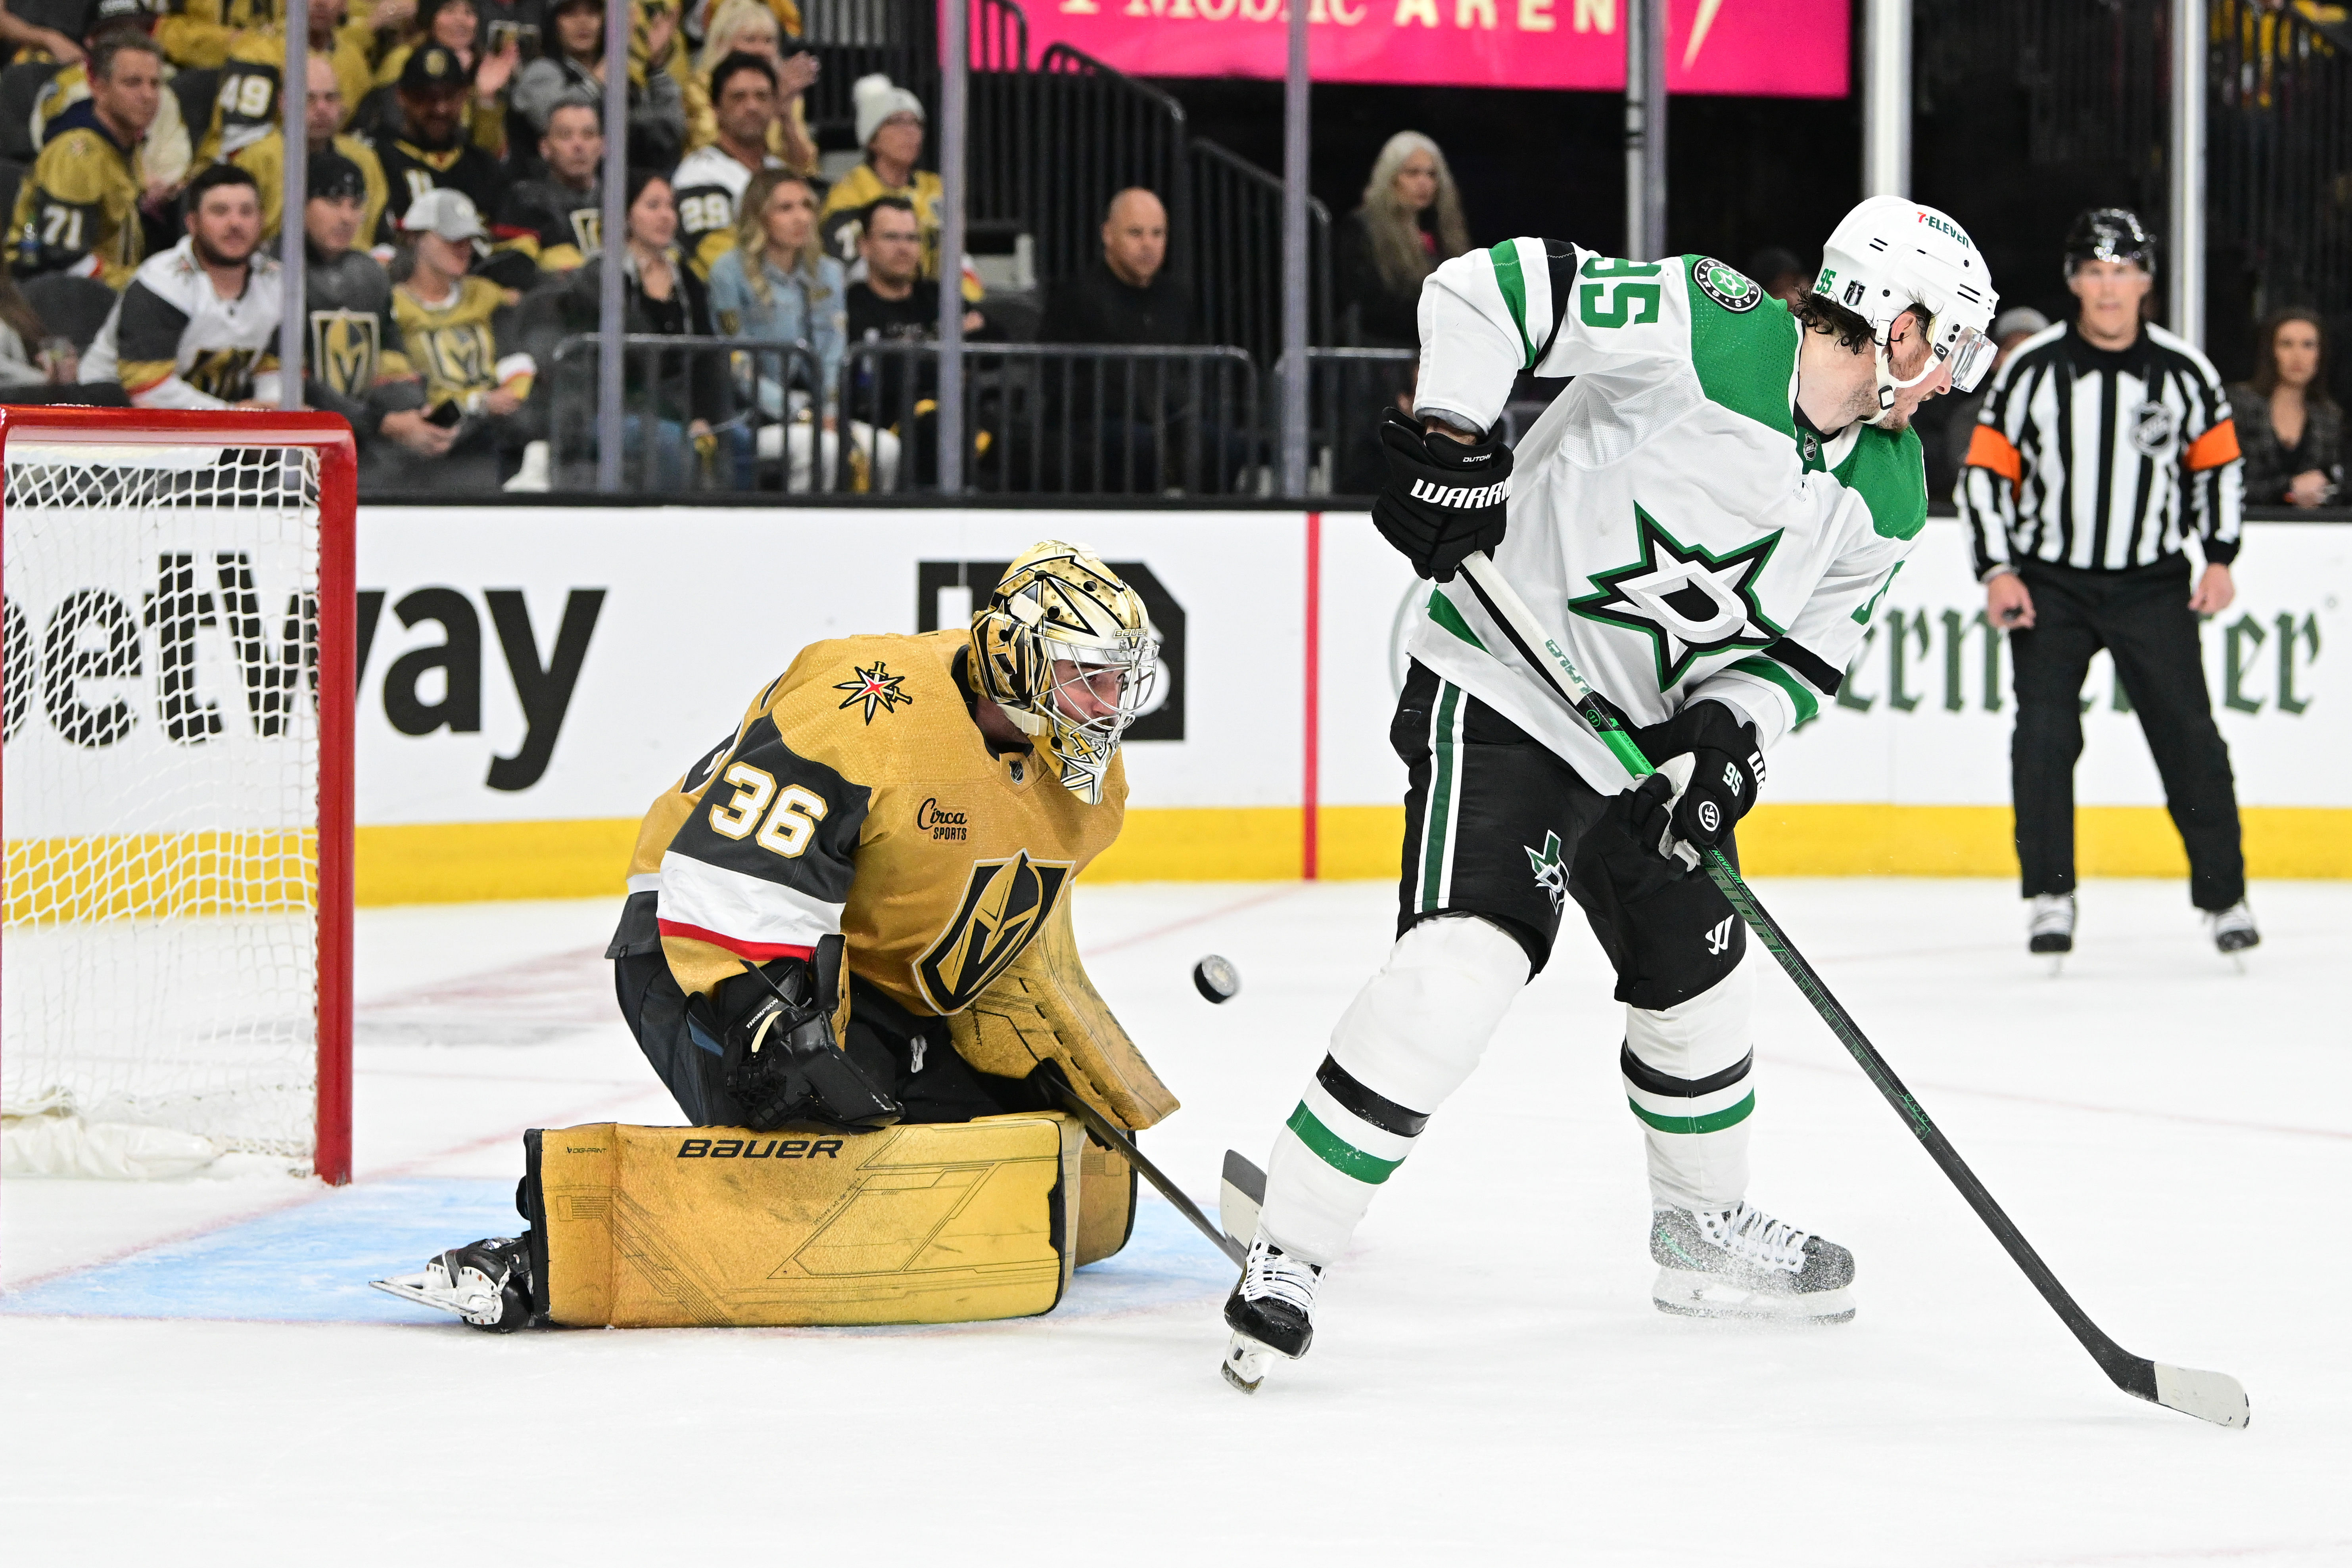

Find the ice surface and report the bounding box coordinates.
[4,878,2347,1562]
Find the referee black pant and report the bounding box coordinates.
[2009,556,2245,911]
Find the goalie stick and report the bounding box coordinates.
[1452,550,2249,1429]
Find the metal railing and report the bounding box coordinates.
[841,341,1260,495]
[549,335,843,494]
[1190,140,1330,372]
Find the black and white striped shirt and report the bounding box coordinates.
[1957,322,2243,580]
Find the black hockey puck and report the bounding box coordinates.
[1192,955,1240,1004]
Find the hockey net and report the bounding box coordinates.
[1,410,355,1181]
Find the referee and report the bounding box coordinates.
[1957,208,2258,960]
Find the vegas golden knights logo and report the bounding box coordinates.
[911,850,1072,1014]
[185,347,263,401]
[568,208,601,256]
[309,309,380,398]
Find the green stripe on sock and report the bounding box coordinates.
[1489,240,1536,368]
[1729,655,1821,728]
[1626,1090,1756,1136]
[1287,1101,1404,1184]
[1418,682,1461,912]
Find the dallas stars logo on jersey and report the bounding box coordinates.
[834,661,912,723]
[1569,504,1784,688]
[1525,830,1567,911]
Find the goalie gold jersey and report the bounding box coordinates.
[626,625,1177,1131]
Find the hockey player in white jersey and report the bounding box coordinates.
[1222,197,1999,1392]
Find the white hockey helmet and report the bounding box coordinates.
[1812,196,2001,423]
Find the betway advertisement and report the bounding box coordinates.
[1006,0,1849,96]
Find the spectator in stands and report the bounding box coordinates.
[843,194,990,484]
[821,74,953,287]
[233,51,391,251]
[192,0,373,167]
[0,0,85,63]
[82,163,281,406]
[0,270,77,385]
[2229,307,2342,507]
[299,150,447,480]
[379,44,512,230]
[558,169,740,487]
[1923,305,2049,498]
[671,51,781,278]
[391,188,539,489]
[1334,130,1468,349]
[1745,247,1811,307]
[708,169,890,490]
[488,99,603,287]
[33,21,190,203]
[1042,186,1189,347]
[513,0,685,167]
[685,0,817,173]
[8,29,161,288]
[361,0,519,157]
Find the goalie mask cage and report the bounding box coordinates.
[1,408,355,1184]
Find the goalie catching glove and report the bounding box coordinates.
[709,943,903,1133]
[1370,408,1512,583]
[1627,702,1765,873]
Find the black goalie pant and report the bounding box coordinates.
[1383,662,1757,1213]
[2009,558,2246,911]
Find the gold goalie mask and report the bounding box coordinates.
[971,543,1158,805]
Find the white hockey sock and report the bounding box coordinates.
[1622,957,1755,1213]
[1258,915,1529,1266]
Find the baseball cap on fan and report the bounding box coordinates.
[401,188,488,246]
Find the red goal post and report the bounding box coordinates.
[0,408,357,1184]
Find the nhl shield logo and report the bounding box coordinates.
[2129,401,2180,458]
[912,850,1074,1013]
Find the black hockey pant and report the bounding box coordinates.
[2009,558,2246,910]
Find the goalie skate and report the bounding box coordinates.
[370,1236,534,1332]
[1650,1203,1855,1323]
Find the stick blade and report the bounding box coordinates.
[2151,1362,2251,1428]
[1220,1149,1265,1250]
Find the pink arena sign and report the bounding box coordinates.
[1014,0,1850,96]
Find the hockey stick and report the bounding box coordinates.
[1452,550,2249,1429]
[1041,1075,1247,1268]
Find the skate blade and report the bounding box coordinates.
[1221,1332,1280,1394]
[370,1272,494,1320]
[1651,1267,1855,1325]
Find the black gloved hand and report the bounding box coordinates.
[717,946,902,1133]
[1370,408,1512,583]
[1625,702,1765,872]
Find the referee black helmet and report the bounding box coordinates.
[2064,207,2156,277]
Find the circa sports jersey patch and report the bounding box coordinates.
[1569,503,1786,688]
[1692,258,1763,313]
[912,849,1073,1013]
[833,661,913,723]
[2129,401,2181,457]
[1525,830,1567,912]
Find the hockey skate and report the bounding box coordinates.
[370,1236,534,1331]
[2206,900,2260,968]
[1650,1203,1855,1323]
[1220,1236,1322,1394]
[2028,893,2075,968]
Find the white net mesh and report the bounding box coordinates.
[3,441,326,1169]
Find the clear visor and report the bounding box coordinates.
[1941,323,1997,393]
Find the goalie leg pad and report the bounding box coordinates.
[1622,958,1755,1213]
[1257,914,1528,1266]
[527,1115,1086,1327]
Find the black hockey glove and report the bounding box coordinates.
[717,941,902,1133]
[1370,408,1512,583]
[1626,702,1765,874]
